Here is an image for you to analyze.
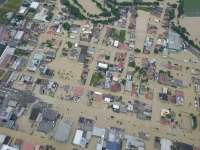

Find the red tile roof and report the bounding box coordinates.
[138,105,145,110]
[145,93,153,99]
[146,75,154,80]
[83,68,89,72]
[118,61,124,69]
[106,27,112,33]
[74,87,84,96]
[22,142,35,150]
[175,91,184,98]
[161,119,170,125]
[132,87,136,94]
[124,44,129,50]
[118,42,124,49]
[111,82,118,92]
[94,94,102,101]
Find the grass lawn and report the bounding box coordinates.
[110,28,119,39]
[0,8,10,24]
[184,0,200,16]
[119,30,126,43]
[4,0,21,10]
[137,6,151,12]
[90,72,104,86]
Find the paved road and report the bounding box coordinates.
[0,0,8,8]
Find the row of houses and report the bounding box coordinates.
[0,134,44,150]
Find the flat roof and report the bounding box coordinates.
[92,127,105,137]
[72,130,83,145]
[54,118,73,142]
[98,63,108,69]
[0,134,6,144]
[30,2,39,9]
[167,31,181,51]
[1,144,19,150]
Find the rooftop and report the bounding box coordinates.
[54,118,73,142]
[167,30,181,51]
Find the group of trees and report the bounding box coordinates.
[63,22,71,31]
[46,12,54,21]
[63,0,85,19]
[63,0,159,25]
[92,0,108,12]
[177,0,184,18]
[167,3,177,8]
[169,8,175,21]
[190,113,197,130]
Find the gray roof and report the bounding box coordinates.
[46,51,56,58]
[125,80,132,92]
[167,31,181,51]
[92,127,105,137]
[78,47,88,64]
[8,100,17,107]
[1,70,13,84]
[139,84,146,94]
[54,119,73,142]
[137,113,147,120]
[78,53,87,64]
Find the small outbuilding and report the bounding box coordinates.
[30,2,39,10]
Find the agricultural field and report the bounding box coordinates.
[184,0,200,16]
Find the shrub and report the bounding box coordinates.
[166,114,171,118]
[128,62,136,67]
[134,48,141,53]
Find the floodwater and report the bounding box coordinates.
[179,16,200,46]
[0,0,200,150]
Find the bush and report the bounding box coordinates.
[192,116,197,130]
[166,114,171,119]
[134,48,141,53]
[46,12,54,21]
[63,22,71,31]
[154,48,158,54]
[121,79,126,85]
[67,41,73,48]
[105,56,110,60]
[128,62,136,67]
[28,8,36,12]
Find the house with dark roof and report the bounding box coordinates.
[78,47,88,64]
[29,108,41,122]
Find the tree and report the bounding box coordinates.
[128,62,136,67]
[28,8,36,12]
[67,41,73,48]
[154,48,158,54]
[134,48,141,53]
[166,114,171,119]
[121,79,126,85]
[182,27,186,33]
[63,22,71,31]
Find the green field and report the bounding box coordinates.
[137,6,151,12]
[184,0,200,16]
[4,0,21,10]
[0,0,21,24]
